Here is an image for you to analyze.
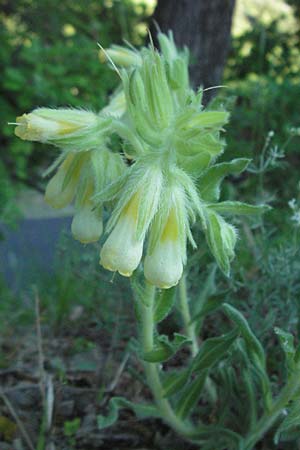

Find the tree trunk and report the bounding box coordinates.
[150,0,236,100]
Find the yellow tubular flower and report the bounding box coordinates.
[71,204,103,244]
[100,193,143,276]
[44,153,82,209]
[15,108,98,142]
[144,207,184,289]
[71,182,103,244]
[14,108,112,153]
[99,162,163,277]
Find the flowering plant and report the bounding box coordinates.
[14,32,300,449]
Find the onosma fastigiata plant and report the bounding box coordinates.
[13,32,300,449]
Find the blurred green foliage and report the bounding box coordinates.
[228,16,300,80]
[226,78,300,162]
[224,12,300,184]
[0,0,151,221]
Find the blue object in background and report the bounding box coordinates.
[0,217,72,291]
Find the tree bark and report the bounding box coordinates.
[150,0,236,100]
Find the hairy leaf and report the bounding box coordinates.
[175,370,208,419]
[191,292,227,324]
[198,158,250,202]
[142,333,191,363]
[222,303,265,367]
[274,327,296,372]
[162,368,191,398]
[154,287,176,323]
[192,329,238,372]
[188,111,229,129]
[208,201,271,216]
[274,401,300,444]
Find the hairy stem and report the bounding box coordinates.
[244,369,300,449]
[178,274,217,404]
[179,274,198,356]
[139,282,197,438]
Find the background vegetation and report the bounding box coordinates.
[1,1,300,449]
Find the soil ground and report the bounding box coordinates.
[0,317,196,450]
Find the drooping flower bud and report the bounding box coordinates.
[15,108,112,152]
[71,176,103,244]
[144,183,188,289]
[99,162,163,276]
[71,204,103,244]
[45,153,86,208]
[144,208,184,289]
[100,193,143,276]
[45,145,125,244]
[205,210,238,277]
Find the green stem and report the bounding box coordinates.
[178,274,217,404]
[139,283,196,437]
[244,369,300,449]
[179,274,198,356]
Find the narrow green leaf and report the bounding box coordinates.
[208,201,271,216]
[198,158,250,202]
[175,370,208,419]
[192,329,238,372]
[188,111,229,128]
[177,151,212,176]
[162,368,191,398]
[192,427,243,449]
[191,265,218,331]
[274,327,296,372]
[97,397,160,429]
[222,303,265,367]
[142,333,191,363]
[191,133,224,157]
[251,360,273,411]
[142,345,171,363]
[274,401,300,444]
[236,337,272,411]
[191,292,228,324]
[242,368,258,429]
[154,287,176,323]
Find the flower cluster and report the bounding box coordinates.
[14,32,268,288]
[15,104,125,244]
